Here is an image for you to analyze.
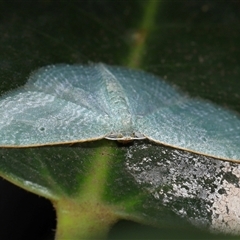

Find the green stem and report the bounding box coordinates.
[76,141,113,202]
[127,0,160,69]
[54,141,119,240]
[54,199,118,240]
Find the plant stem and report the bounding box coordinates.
[54,141,119,239]
[127,0,161,69]
[54,198,118,240]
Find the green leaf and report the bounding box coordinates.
[0,1,240,239]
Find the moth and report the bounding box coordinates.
[0,64,239,162]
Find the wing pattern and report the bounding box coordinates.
[0,63,239,161]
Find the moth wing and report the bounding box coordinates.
[137,99,240,161]
[0,90,111,147]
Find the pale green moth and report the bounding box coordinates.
[0,64,239,162]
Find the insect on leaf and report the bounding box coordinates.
[0,64,240,162]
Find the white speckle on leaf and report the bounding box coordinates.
[125,141,240,234]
